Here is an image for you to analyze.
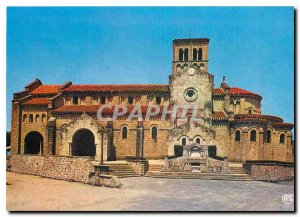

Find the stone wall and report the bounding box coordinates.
[10,154,121,188]
[127,160,148,175]
[244,162,294,182]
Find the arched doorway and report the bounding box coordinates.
[72,129,96,157]
[24,131,43,154]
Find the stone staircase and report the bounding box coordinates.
[145,163,253,181]
[102,163,140,178]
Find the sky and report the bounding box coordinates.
[6,7,294,130]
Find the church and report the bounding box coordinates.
[10,38,294,163]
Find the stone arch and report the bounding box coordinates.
[266,128,273,143]
[193,135,204,144]
[72,128,95,156]
[235,130,241,142]
[250,129,257,142]
[150,125,158,139]
[279,132,286,144]
[178,135,189,146]
[42,114,46,122]
[29,114,33,123]
[35,114,40,122]
[24,131,43,155]
[121,125,128,139]
[60,113,105,160]
[23,114,27,122]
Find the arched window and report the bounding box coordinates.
[179,49,183,61]
[248,107,253,114]
[73,96,79,105]
[193,48,197,60]
[182,137,187,146]
[196,138,200,144]
[184,48,188,61]
[198,48,203,60]
[42,114,46,122]
[156,96,161,105]
[250,130,256,142]
[266,130,271,143]
[235,130,241,142]
[23,114,27,122]
[100,96,106,104]
[151,126,158,139]
[128,97,133,105]
[122,126,128,139]
[35,114,40,122]
[280,133,285,144]
[29,114,33,123]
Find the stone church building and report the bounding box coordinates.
[10,38,294,163]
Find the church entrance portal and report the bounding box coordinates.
[72,129,96,157]
[24,131,43,155]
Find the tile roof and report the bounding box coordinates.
[234,114,284,123]
[212,111,227,120]
[30,85,62,95]
[273,122,294,128]
[23,98,50,105]
[63,84,169,93]
[213,87,262,100]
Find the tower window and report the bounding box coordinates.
[100,96,106,104]
[156,96,161,105]
[179,49,183,61]
[29,114,33,123]
[193,48,197,60]
[196,138,200,144]
[235,130,241,142]
[128,97,133,105]
[122,126,128,139]
[151,126,158,139]
[280,133,285,144]
[250,130,256,142]
[266,130,271,143]
[198,48,203,60]
[182,137,187,146]
[184,48,188,61]
[73,96,79,105]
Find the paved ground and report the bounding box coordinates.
[6,172,294,211]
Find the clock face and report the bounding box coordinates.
[188,67,195,76]
[184,88,198,102]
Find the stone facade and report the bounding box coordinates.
[10,38,294,164]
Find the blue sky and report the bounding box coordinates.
[6,7,294,130]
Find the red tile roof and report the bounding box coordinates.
[212,111,227,120]
[23,98,50,105]
[63,84,169,93]
[213,88,225,95]
[234,114,284,123]
[30,85,62,95]
[213,87,262,100]
[273,122,294,128]
[229,87,262,100]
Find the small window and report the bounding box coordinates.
[193,48,197,60]
[29,114,33,123]
[23,114,27,122]
[266,130,271,143]
[128,97,133,105]
[100,96,106,104]
[184,48,188,61]
[280,133,285,144]
[198,48,203,60]
[250,130,256,142]
[182,138,187,146]
[122,126,128,139]
[35,114,40,122]
[151,126,158,139]
[156,97,161,105]
[179,49,183,61]
[248,108,253,114]
[42,114,46,122]
[196,138,200,144]
[235,130,241,142]
[73,96,79,105]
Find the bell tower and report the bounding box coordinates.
[172,38,209,74]
[169,38,214,127]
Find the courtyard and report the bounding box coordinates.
[6,172,294,211]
